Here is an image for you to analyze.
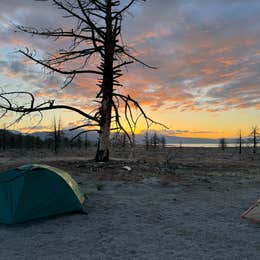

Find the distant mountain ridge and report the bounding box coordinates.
[28,129,98,141]
[27,130,238,144]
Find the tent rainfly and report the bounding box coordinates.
[241,199,260,223]
[0,164,85,224]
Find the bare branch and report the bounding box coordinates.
[111,100,132,144]
[113,93,168,129]
[71,129,99,141]
[19,50,102,75]
[0,92,99,123]
[69,123,99,131]
[15,25,103,43]
[117,46,157,69]
[114,0,146,18]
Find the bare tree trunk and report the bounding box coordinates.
[53,117,61,155]
[53,117,58,154]
[95,0,114,162]
[253,128,257,154]
[95,101,112,161]
[2,125,6,151]
[239,130,242,154]
[129,133,136,159]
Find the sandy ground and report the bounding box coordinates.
[0,147,260,259]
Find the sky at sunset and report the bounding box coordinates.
[0,0,260,138]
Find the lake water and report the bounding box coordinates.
[166,143,238,148]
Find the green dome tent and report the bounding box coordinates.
[0,164,85,224]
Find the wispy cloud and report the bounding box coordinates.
[0,0,260,135]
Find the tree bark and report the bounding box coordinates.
[95,95,112,161]
[95,0,114,162]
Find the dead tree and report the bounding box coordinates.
[238,130,242,154]
[219,138,227,151]
[144,131,149,150]
[151,132,159,149]
[0,0,166,161]
[160,135,166,148]
[250,126,259,154]
[53,117,62,154]
[0,125,7,151]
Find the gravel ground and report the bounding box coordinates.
[0,148,260,259]
[0,172,260,259]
